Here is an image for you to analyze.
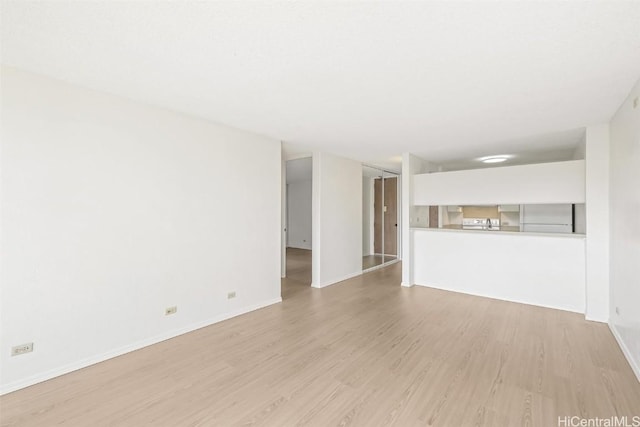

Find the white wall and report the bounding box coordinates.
[609,77,640,381]
[312,152,362,288]
[413,160,585,206]
[286,180,312,250]
[0,67,282,394]
[584,125,610,322]
[410,206,430,228]
[401,153,437,287]
[286,157,312,182]
[413,230,586,313]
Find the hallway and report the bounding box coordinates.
[282,248,311,300]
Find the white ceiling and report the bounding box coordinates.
[437,127,586,171]
[2,1,640,169]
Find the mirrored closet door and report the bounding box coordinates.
[362,165,399,271]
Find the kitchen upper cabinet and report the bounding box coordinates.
[413,160,585,205]
[498,204,520,212]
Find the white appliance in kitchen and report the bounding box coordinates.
[521,204,573,233]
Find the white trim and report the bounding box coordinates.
[413,281,584,315]
[608,322,640,383]
[311,271,362,289]
[585,314,607,323]
[401,282,414,288]
[0,297,282,396]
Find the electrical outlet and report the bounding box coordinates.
[11,343,34,356]
[615,306,620,315]
[165,306,177,316]
[227,291,236,299]
[634,97,639,109]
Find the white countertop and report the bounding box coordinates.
[410,226,586,239]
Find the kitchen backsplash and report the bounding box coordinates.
[462,206,499,218]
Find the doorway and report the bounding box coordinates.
[283,157,313,295]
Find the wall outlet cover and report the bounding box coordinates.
[11,343,34,356]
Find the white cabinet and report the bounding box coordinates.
[412,160,585,205]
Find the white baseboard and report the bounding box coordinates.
[311,270,362,289]
[608,322,640,383]
[585,313,608,323]
[0,297,282,396]
[401,282,414,288]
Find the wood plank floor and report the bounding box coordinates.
[2,250,639,426]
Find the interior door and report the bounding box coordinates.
[383,176,397,256]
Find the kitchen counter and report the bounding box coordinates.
[441,224,521,232]
[412,226,585,238]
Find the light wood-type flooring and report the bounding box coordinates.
[2,249,639,426]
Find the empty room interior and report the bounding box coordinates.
[1,1,640,426]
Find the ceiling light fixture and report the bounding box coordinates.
[479,155,510,164]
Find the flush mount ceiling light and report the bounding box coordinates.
[479,155,510,164]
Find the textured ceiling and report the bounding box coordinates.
[2,1,639,169]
